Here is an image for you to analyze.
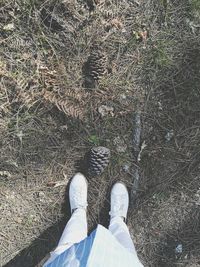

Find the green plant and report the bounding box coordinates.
[190,0,200,11]
[88,135,100,146]
[152,40,174,68]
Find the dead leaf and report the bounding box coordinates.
[110,18,123,29]
[16,130,24,143]
[113,136,127,153]
[22,53,32,60]
[98,105,114,117]
[138,30,148,42]
[137,140,147,162]
[133,30,148,42]
[47,180,68,188]
[14,217,22,224]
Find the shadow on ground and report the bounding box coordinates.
[140,38,200,196]
[156,206,200,267]
[2,175,112,267]
[3,184,70,267]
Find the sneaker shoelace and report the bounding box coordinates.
[72,186,87,209]
[111,194,126,216]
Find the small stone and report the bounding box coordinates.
[165,129,174,142]
[158,101,163,111]
[60,124,68,131]
[175,244,183,254]
[3,23,15,31]
[122,164,130,172]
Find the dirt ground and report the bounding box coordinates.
[0,0,200,266]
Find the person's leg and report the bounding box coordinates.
[108,182,137,254]
[57,207,87,249]
[109,216,137,254]
[43,173,88,266]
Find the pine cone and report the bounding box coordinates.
[87,46,108,82]
[88,146,110,176]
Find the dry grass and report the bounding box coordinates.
[0,0,200,266]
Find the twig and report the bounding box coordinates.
[131,111,142,204]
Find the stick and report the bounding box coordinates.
[131,111,142,204]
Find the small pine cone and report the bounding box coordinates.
[88,146,110,176]
[87,46,107,81]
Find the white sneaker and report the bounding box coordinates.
[109,182,129,220]
[69,173,88,213]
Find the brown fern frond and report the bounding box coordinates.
[14,77,42,108]
[16,89,42,108]
[39,63,90,104]
[54,88,90,103]
[38,62,90,118]
[93,88,115,103]
[43,91,85,119]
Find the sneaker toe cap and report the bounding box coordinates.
[112,182,128,195]
[71,173,87,186]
